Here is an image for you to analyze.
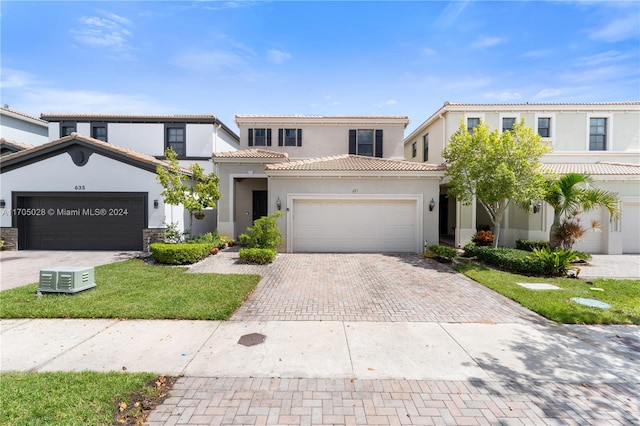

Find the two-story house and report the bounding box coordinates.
[213,115,445,253]
[404,102,640,254]
[0,113,238,251]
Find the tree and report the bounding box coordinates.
[156,148,221,233]
[443,119,551,247]
[543,172,620,248]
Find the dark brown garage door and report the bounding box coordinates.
[15,193,147,250]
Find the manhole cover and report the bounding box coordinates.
[570,297,611,309]
[516,283,561,290]
[238,333,266,347]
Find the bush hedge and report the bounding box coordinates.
[239,248,277,265]
[463,243,546,275]
[515,239,550,252]
[150,243,214,265]
[427,245,458,262]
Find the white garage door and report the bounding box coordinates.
[291,198,419,253]
[572,207,604,254]
[622,202,640,254]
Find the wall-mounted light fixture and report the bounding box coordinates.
[276,196,282,211]
[0,200,5,208]
[154,200,159,209]
[532,201,542,214]
[429,198,436,212]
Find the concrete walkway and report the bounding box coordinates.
[1,250,639,425]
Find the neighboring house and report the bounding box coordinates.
[404,101,640,254]
[0,133,190,251]
[213,115,445,253]
[0,138,34,157]
[39,113,239,237]
[0,106,49,146]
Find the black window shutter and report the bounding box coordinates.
[267,129,272,146]
[348,129,357,155]
[297,128,302,146]
[375,129,383,158]
[248,128,254,147]
[278,129,284,146]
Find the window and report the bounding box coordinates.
[91,123,107,142]
[502,117,516,132]
[411,141,417,158]
[165,124,186,156]
[423,134,429,162]
[60,122,76,137]
[248,128,272,147]
[589,118,607,151]
[278,128,302,147]
[537,118,551,138]
[349,129,383,157]
[467,118,480,133]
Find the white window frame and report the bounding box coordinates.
[586,113,613,151]
[499,113,520,132]
[463,113,485,133]
[534,112,556,144]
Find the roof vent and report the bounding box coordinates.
[38,266,96,294]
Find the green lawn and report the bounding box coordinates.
[0,259,260,320]
[457,261,640,324]
[0,371,164,425]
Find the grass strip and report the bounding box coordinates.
[0,259,260,320]
[456,261,640,324]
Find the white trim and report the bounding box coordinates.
[463,113,486,130]
[499,113,521,131]
[534,112,556,145]
[286,193,424,253]
[586,113,613,151]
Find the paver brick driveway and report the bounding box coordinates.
[190,252,543,323]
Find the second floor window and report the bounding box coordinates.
[61,122,76,137]
[278,128,302,147]
[537,118,551,138]
[467,118,480,133]
[423,134,429,162]
[412,141,417,158]
[349,129,383,157]
[502,117,516,132]
[91,123,107,142]
[165,124,186,156]
[248,128,272,147]
[589,118,607,151]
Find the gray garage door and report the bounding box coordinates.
[15,193,146,250]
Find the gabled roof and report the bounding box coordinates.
[213,149,289,159]
[0,132,189,174]
[542,162,640,176]
[265,154,446,172]
[40,113,239,141]
[0,138,35,152]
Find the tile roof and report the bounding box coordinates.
[0,105,48,124]
[213,149,289,159]
[445,101,640,107]
[235,115,411,128]
[0,138,35,151]
[0,133,190,174]
[40,113,222,120]
[265,154,446,172]
[542,162,640,176]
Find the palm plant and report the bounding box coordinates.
[543,173,620,248]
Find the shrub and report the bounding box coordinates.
[471,230,495,246]
[515,239,550,252]
[150,243,214,265]
[240,212,284,249]
[463,244,546,275]
[239,248,277,264]
[427,245,458,262]
[530,247,580,276]
[572,250,592,262]
[188,231,220,245]
[163,222,188,244]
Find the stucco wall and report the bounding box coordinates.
[1,115,48,145]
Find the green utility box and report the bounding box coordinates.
[38,266,96,294]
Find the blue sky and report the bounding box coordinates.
[2,1,639,134]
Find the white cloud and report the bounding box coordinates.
[436,1,470,28]
[421,47,437,56]
[0,68,37,89]
[577,50,635,67]
[374,99,398,108]
[71,11,135,59]
[471,36,505,49]
[267,49,292,64]
[174,49,248,73]
[589,16,640,42]
[521,49,552,58]
[483,91,522,102]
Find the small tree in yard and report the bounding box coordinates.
[443,119,551,248]
[156,148,221,233]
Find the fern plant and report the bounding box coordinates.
[530,247,579,276]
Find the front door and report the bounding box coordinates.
[252,190,268,221]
